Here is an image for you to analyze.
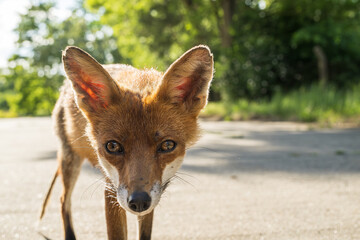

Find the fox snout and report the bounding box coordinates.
[117,181,162,215]
[127,191,151,212]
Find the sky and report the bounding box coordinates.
[0,0,76,67]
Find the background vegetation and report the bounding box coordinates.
[1,0,360,124]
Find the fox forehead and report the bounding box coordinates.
[80,65,196,145]
[104,64,163,96]
[89,95,197,146]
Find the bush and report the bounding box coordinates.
[202,83,360,125]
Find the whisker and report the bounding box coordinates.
[173,175,198,191]
[70,133,87,144]
[90,180,107,199]
[107,195,117,200]
[72,147,94,149]
[80,176,106,205]
[104,188,116,194]
[161,179,172,193]
[187,146,220,153]
[109,198,121,209]
[176,171,198,180]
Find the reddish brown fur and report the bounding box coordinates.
[40,45,213,240]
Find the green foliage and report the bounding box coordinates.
[1,0,360,122]
[85,0,224,98]
[1,1,123,116]
[202,83,360,125]
[223,0,360,100]
[1,65,58,115]
[86,0,360,101]
[86,0,221,68]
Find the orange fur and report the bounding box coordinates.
[40,45,214,240]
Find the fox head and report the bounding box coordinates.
[62,46,213,215]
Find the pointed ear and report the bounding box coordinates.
[62,46,120,114]
[156,45,214,115]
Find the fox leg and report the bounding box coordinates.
[137,211,154,240]
[105,186,128,240]
[59,148,84,240]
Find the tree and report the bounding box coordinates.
[2,0,360,116]
[85,0,228,100]
[87,0,360,100]
[1,1,123,115]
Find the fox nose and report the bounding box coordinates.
[127,191,151,212]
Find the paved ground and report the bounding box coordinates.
[0,117,360,240]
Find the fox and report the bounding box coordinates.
[39,45,214,240]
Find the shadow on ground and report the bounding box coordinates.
[184,128,360,175]
[32,126,360,176]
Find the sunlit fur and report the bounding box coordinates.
[40,45,214,240]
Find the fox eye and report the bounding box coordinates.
[158,140,176,153]
[105,140,124,154]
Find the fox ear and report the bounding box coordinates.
[157,45,214,115]
[62,46,120,114]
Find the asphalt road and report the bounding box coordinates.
[0,117,360,240]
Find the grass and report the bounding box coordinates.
[201,83,360,126]
[1,83,360,126]
[0,110,17,118]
